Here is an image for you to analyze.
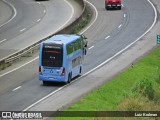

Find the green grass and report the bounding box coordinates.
[54,47,160,120]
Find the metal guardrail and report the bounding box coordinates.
[0,0,86,70]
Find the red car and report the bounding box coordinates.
[105,0,122,10]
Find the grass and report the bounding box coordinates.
[54,47,160,120]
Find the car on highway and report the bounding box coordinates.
[105,0,122,10]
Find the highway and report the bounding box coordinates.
[0,0,75,60]
[0,0,157,113]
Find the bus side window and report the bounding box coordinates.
[67,44,73,55]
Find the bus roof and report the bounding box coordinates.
[43,34,81,45]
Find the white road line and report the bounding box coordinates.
[12,86,21,91]
[37,19,41,22]
[0,39,7,44]
[37,2,41,4]
[53,0,75,33]
[0,0,17,28]
[44,10,46,14]
[118,24,122,28]
[20,28,26,32]
[80,0,98,34]
[23,87,64,111]
[121,4,124,7]
[0,57,38,78]
[88,46,94,50]
[124,14,126,18]
[105,36,110,39]
[23,0,157,111]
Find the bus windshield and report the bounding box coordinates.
[42,43,63,67]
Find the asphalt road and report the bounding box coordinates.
[0,0,13,27]
[0,0,156,113]
[0,0,75,60]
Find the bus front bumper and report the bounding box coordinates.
[39,75,67,83]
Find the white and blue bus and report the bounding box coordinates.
[39,34,87,84]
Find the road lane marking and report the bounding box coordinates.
[118,24,122,28]
[0,0,17,28]
[0,39,7,44]
[37,19,41,22]
[122,4,124,7]
[105,36,110,39]
[12,86,21,91]
[88,46,94,50]
[20,28,26,32]
[80,0,98,34]
[124,14,126,18]
[44,10,46,14]
[23,87,64,111]
[0,57,38,78]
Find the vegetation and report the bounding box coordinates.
[71,13,90,34]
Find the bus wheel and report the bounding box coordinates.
[43,81,48,85]
[79,67,82,75]
[67,73,71,83]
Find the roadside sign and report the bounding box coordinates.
[157,35,160,44]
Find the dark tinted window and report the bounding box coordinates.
[42,43,63,67]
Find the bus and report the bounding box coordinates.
[39,34,87,84]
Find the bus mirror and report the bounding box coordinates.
[83,40,88,48]
[84,36,87,39]
[84,43,87,48]
[81,34,87,39]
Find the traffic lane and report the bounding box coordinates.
[84,0,155,73]
[0,59,39,96]
[0,0,73,59]
[0,58,63,111]
[0,78,62,111]
[0,0,45,59]
[84,0,124,45]
[0,0,45,43]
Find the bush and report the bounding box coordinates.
[132,79,155,100]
